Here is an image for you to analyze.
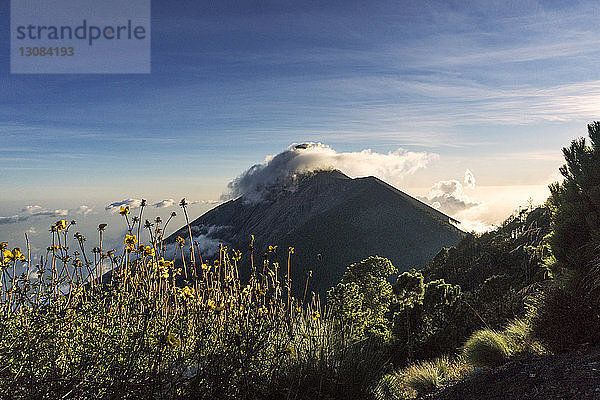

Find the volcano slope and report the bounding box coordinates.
[167,170,465,296]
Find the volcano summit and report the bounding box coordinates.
[167,169,464,295]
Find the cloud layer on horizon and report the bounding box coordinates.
[0,205,69,225]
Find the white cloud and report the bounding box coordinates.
[0,205,68,225]
[154,199,176,208]
[0,216,26,225]
[464,169,476,189]
[22,205,68,217]
[224,142,438,203]
[420,179,480,215]
[191,199,221,205]
[105,199,143,213]
[75,205,94,215]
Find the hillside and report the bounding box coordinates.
[167,169,465,295]
[427,345,600,400]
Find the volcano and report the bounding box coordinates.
[167,170,464,295]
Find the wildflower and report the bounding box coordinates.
[268,245,277,252]
[289,247,295,254]
[158,258,173,268]
[98,223,107,231]
[5,248,26,262]
[179,198,188,207]
[157,258,172,279]
[143,246,155,258]
[182,286,194,299]
[55,220,68,231]
[207,299,216,310]
[119,206,130,216]
[171,211,177,217]
[201,263,210,271]
[0,242,8,251]
[312,311,320,320]
[175,236,185,246]
[167,333,181,347]
[125,234,137,245]
[1,250,12,267]
[141,199,147,207]
[155,216,162,224]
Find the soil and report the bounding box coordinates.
[428,345,600,400]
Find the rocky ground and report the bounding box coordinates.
[428,345,600,399]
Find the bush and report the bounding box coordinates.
[531,268,600,352]
[462,329,511,369]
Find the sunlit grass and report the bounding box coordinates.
[0,198,360,399]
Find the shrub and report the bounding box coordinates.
[462,329,511,369]
[531,267,600,352]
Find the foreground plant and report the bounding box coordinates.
[0,203,388,399]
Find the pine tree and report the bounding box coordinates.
[549,121,600,272]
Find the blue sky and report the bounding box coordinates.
[1,0,600,250]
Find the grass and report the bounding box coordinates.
[375,356,473,399]
[0,201,382,399]
[462,328,511,369]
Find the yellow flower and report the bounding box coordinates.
[176,236,185,246]
[167,333,181,347]
[207,299,216,310]
[144,246,155,257]
[289,247,295,254]
[119,206,130,216]
[312,311,320,320]
[158,258,173,269]
[182,286,194,298]
[0,242,7,251]
[124,234,137,246]
[4,248,26,262]
[1,249,12,266]
[55,220,68,231]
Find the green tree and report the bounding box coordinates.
[532,122,600,351]
[327,256,397,340]
[391,270,466,363]
[549,121,600,273]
